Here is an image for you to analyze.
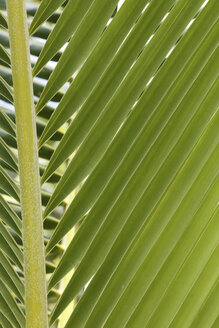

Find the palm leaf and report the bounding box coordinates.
[0,0,218,327]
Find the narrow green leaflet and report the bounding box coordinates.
[168,246,219,328]
[0,45,10,66]
[33,0,95,76]
[29,0,65,35]
[190,278,219,328]
[0,218,23,269]
[36,0,120,111]
[0,250,24,302]
[0,137,18,172]
[0,166,19,202]
[0,12,7,29]
[0,312,14,328]
[0,108,16,137]
[0,194,22,235]
[0,76,13,104]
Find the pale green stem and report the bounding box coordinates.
[6,1,48,327]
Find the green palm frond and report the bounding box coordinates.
[0,0,218,327]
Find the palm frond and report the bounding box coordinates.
[0,0,218,327]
